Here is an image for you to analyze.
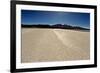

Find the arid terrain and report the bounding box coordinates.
[21,28,90,63]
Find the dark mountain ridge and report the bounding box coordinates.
[22,24,90,31]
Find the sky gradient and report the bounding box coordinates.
[21,10,90,28]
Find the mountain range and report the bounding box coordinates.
[22,24,90,31]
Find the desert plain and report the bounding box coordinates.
[21,28,90,63]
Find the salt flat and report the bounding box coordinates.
[21,28,90,63]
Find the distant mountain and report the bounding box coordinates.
[52,24,73,29]
[22,24,90,31]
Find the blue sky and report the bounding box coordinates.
[21,10,90,28]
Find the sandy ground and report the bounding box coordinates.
[21,28,90,63]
